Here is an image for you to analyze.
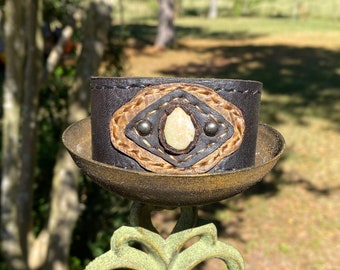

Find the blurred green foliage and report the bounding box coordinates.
[11,51,127,269]
[0,2,127,266]
[34,36,128,269]
[43,0,82,24]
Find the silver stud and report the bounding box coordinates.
[204,121,219,136]
[136,120,152,136]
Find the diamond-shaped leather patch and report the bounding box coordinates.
[110,83,245,174]
[125,89,234,168]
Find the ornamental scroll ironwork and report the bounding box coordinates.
[110,83,245,174]
[85,223,244,270]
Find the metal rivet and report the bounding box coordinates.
[136,120,152,136]
[204,121,219,136]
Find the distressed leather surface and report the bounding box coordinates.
[90,77,262,173]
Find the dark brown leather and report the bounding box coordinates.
[90,77,262,173]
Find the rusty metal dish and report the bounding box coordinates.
[62,118,285,207]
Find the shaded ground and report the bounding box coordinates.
[103,18,340,269]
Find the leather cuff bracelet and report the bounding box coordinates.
[91,77,262,174]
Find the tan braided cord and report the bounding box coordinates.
[110,83,245,174]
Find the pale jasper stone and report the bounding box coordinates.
[163,107,195,150]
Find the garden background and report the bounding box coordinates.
[1,0,339,269]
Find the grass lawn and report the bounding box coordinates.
[102,16,340,269]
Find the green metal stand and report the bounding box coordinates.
[85,203,244,270]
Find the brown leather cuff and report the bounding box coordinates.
[90,77,262,174]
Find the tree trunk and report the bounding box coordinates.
[44,25,74,79]
[118,0,124,24]
[1,0,113,269]
[174,0,183,17]
[208,0,218,19]
[19,0,43,261]
[44,1,112,269]
[155,0,175,48]
[1,0,27,269]
[27,23,75,270]
[292,0,301,20]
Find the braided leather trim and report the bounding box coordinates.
[110,83,245,174]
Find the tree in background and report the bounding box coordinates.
[1,0,112,269]
[155,0,175,48]
[208,0,218,18]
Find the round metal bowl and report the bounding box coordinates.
[62,118,285,207]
